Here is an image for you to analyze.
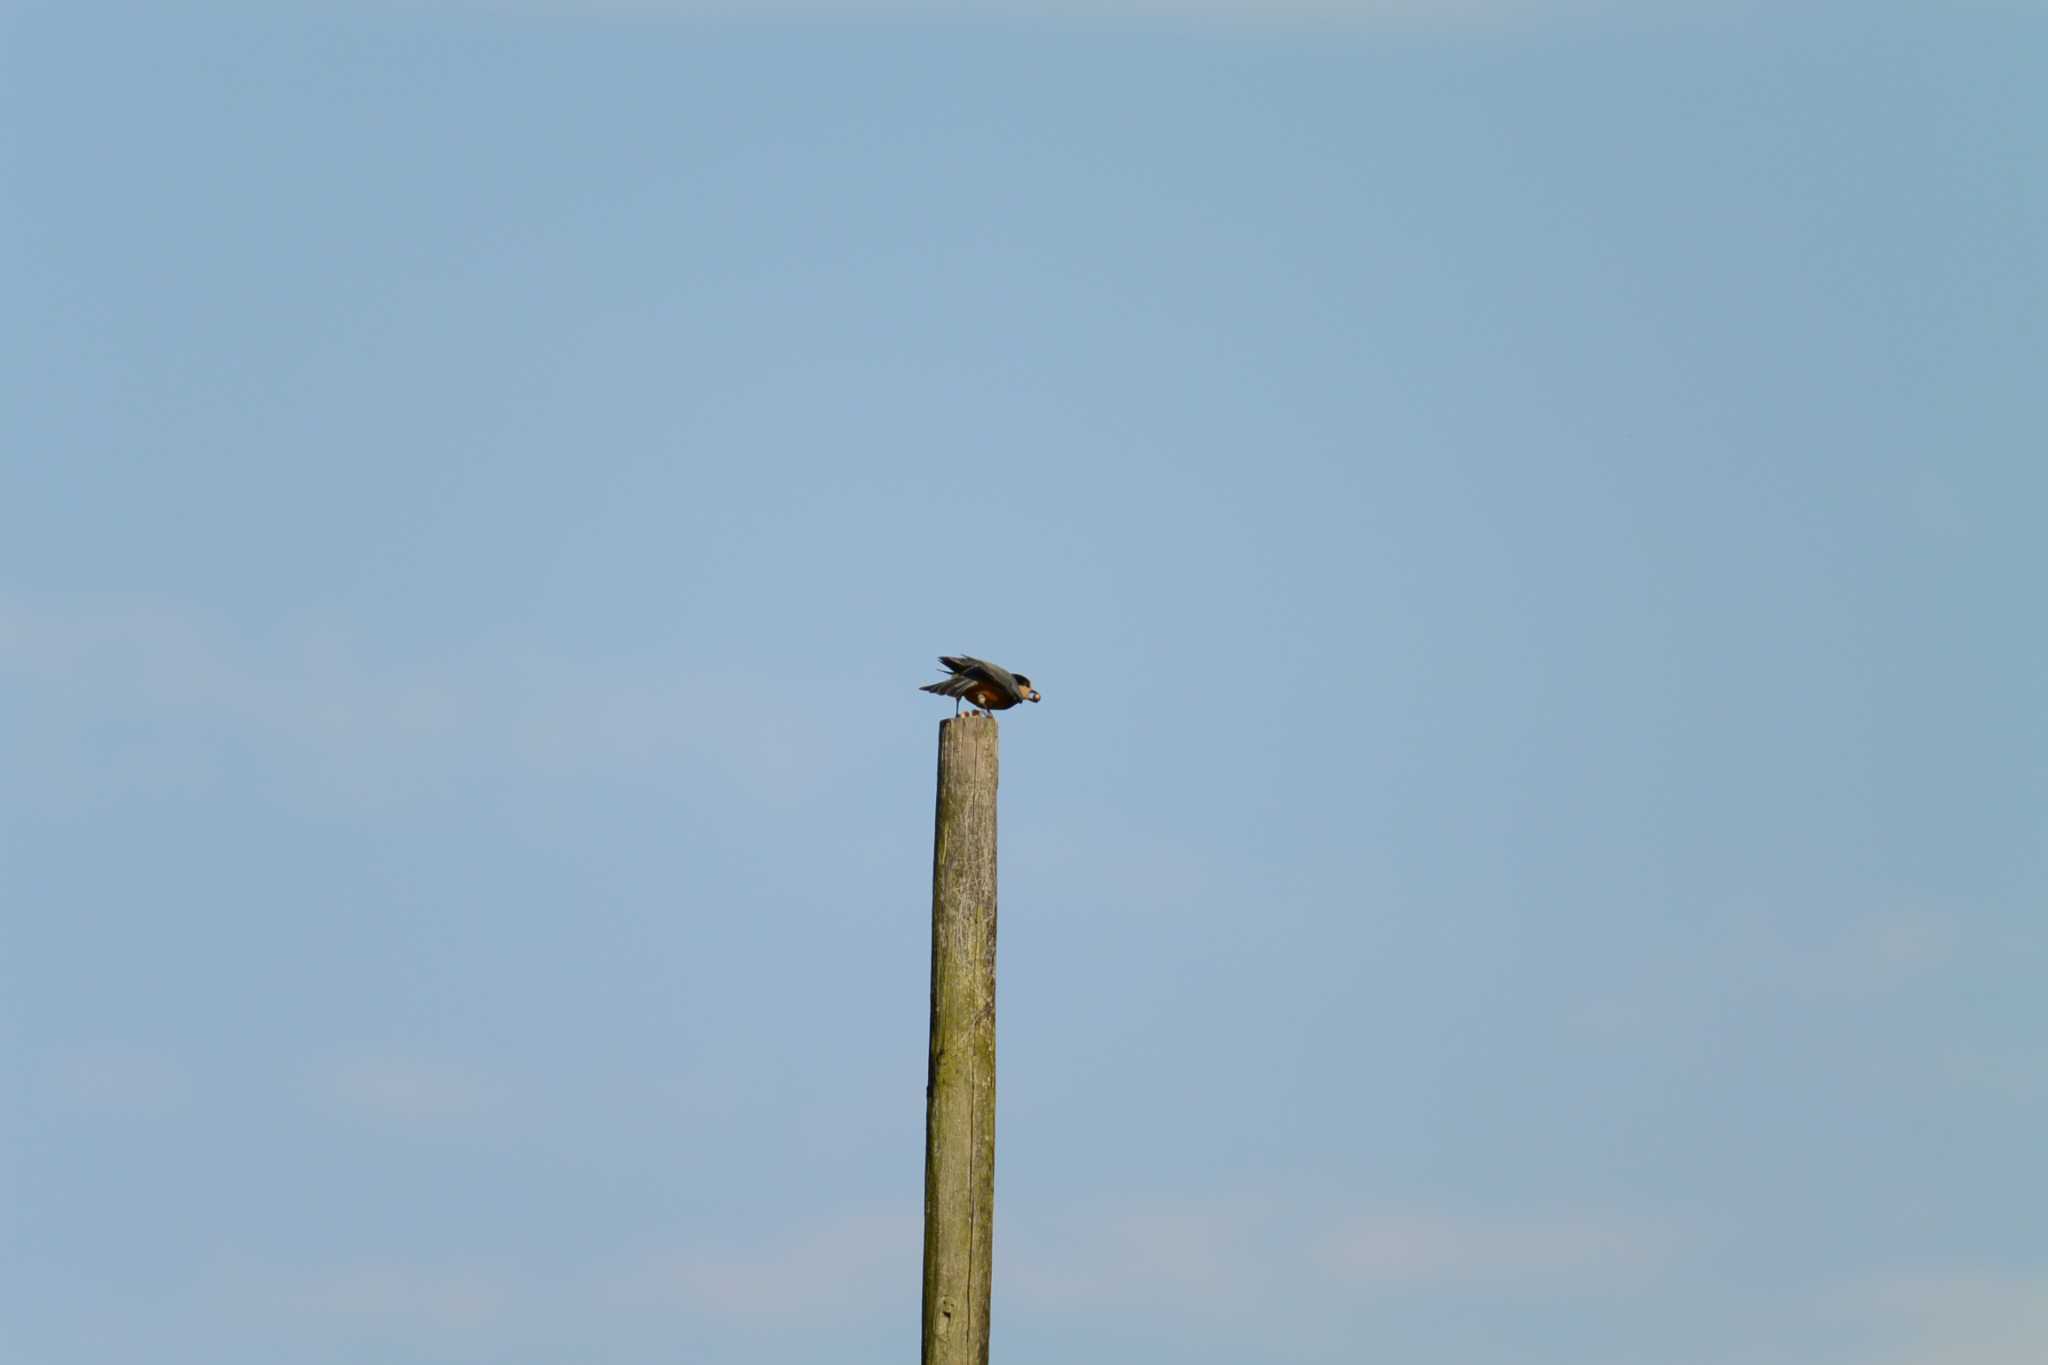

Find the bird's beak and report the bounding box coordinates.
[1027,690,1042,703]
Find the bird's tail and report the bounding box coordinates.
[922,656,981,697]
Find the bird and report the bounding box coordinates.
[920,655,1042,717]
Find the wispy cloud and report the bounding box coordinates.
[199,1256,523,1339]
[406,0,1626,28]
[185,1216,915,1354]
[1942,1050,2046,1104]
[1568,897,1972,1049]
[603,1210,919,1318]
[365,1196,1674,1337]
[1316,1208,1672,1290]
[156,1216,2040,1364]
[38,1043,194,1118]
[1008,1196,1276,1313]
[1005,1195,1676,1319]
[1839,1270,2048,1365]
[275,1262,513,1332]
[1734,904,1962,999]
[298,1053,507,1126]
[0,591,835,808]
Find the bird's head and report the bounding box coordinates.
[1015,675,1041,703]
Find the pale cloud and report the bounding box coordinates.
[1573,897,1968,1042]
[1737,904,1961,998]
[170,1197,1687,1355]
[200,1256,523,1337]
[1565,893,1999,1070]
[163,1231,2045,1364]
[1317,1208,1673,1289]
[299,1053,506,1125]
[409,0,1623,27]
[603,1210,919,1317]
[1004,1195,1675,1318]
[1839,1270,2048,1365]
[39,1043,194,1117]
[186,1212,915,1346]
[275,1262,513,1332]
[0,590,836,807]
[1943,1050,2046,1104]
[1008,1196,1277,1312]
[1010,825,1220,918]
[595,1196,1676,1332]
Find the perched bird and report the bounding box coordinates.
[921,655,1043,717]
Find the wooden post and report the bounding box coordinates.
[923,713,999,1365]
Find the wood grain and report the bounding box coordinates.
[923,713,999,1365]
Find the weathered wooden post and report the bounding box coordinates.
[922,712,999,1365]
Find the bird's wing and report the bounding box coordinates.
[924,656,977,698]
[927,656,1022,704]
[966,658,1024,705]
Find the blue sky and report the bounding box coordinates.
[3,2,2044,1362]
